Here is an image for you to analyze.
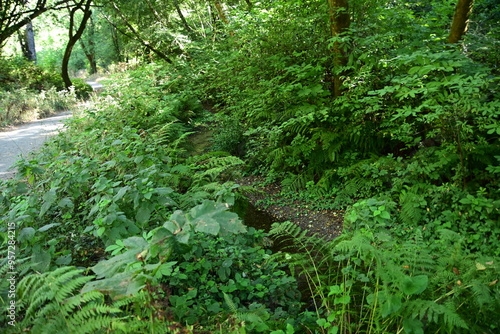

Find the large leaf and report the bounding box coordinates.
[189,200,246,236]
[135,204,152,225]
[18,227,36,242]
[379,291,402,318]
[82,272,145,298]
[194,217,220,235]
[148,227,174,259]
[162,200,246,244]
[39,188,58,217]
[91,236,148,278]
[403,318,424,334]
[401,275,428,295]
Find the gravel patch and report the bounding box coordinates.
[238,176,344,240]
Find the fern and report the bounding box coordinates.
[189,153,244,184]
[222,292,270,331]
[403,300,469,332]
[269,220,500,333]
[12,266,128,334]
[150,120,187,145]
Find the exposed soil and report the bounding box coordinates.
[237,175,344,240]
[188,128,345,240]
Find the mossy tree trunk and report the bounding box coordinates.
[327,0,350,97]
[447,0,474,44]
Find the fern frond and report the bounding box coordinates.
[404,299,468,331]
[16,266,128,333]
[223,292,238,313]
[150,120,187,145]
[269,221,302,238]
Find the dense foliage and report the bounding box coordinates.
[1,0,499,333]
[0,56,92,126]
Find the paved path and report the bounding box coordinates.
[0,110,73,179]
[87,81,104,91]
[0,81,103,180]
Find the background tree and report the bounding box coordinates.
[61,0,93,88]
[327,0,350,97]
[0,0,74,47]
[448,0,475,43]
[18,20,37,61]
[79,15,97,74]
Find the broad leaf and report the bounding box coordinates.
[401,275,428,295]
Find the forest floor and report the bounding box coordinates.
[237,176,344,240]
[188,128,345,240]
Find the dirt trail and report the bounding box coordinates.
[0,110,73,180]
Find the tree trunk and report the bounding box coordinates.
[244,0,252,10]
[19,21,37,62]
[213,0,229,25]
[173,0,193,35]
[0,0,75,47]
[212,0,234,36]
[327,0,350,97]
[61,0,93,89]
[79,16,97,74]
[447,0,474,44]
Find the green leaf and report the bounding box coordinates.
[408,66,420,75]
[401,275,428,295]
[39,188,58,217]
[38,223,61,232]
[175,228,191,244]
[380,210,391,220]
[207,302,221,314]
[135,204,152,225]
[156,261,177,277]
[57,197,74,209]
[82,272,143,297]
[31,244,51,272]
[149,227,173,259]
[381,292,402,317]
[403,318,424,334]
[194,217,220,235]
[55,254,72,265]
[164,210,186,233]
[113,186,130,201]
[96,226,105,236]
[334,295,351,305]
[18,227,36,241]
[328,285,343,296]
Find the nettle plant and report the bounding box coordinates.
[82,200,304,331]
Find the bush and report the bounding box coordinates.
[71,78,93,99]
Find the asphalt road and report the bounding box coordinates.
[0,81,104,180]
[0,110,73,180]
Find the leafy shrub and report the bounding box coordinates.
[270,221,500,334]
[71,78,94,99]
[163,229,303,328]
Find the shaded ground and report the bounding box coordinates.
[189,128,345,240]
[238,176,344,240]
